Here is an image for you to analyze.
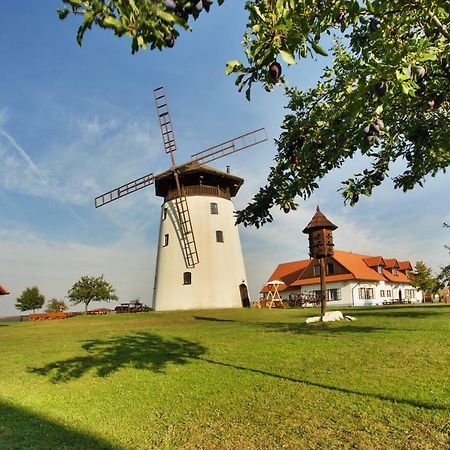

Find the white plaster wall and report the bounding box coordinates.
[283,281,354,307]
[153,195,247,311]
[281,281,422,307]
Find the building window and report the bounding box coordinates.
[380,290,385,298]
[405,289,415,299]
[313,265,321,277]
[328,288,341,301]
[163,234,169,246]
[183,272,191,285]
[359,288,374,299]
[377,265,383,274]
[210,202,218,214]
[392,267,398,275]
[312,289,341,301]
[162,208,168,220]
[216,230,224,243]
[386,290,392,297]
[327,263,334,275]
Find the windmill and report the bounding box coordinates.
[95,87,267,311]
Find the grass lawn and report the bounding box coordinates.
[0,304,449,449]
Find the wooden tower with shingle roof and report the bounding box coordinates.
[302,206,338,259]
[302,207,338,316]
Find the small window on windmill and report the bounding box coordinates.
[216,230,224,243]
[210,202,218,214]
[183,272,192,285]
[162,208,168,220]
[163,234,169,247]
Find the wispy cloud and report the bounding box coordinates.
[0,128,87,226]
[0,112,165,235]
[0,107,8,128]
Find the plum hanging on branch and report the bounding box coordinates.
[57,1,450,228]
[57,0,224,53]
[229,1,450,227]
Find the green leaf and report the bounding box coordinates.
[365,0,374,13]
[225,60,243,75]
[103,16,122,29]
[57,8,70,20]
[311,41,328,57]
[155,10,175,23]
[137,35,146,49]
[419,52,437,61]
[280,50,295,65]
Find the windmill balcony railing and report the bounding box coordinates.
[166,185,231,201]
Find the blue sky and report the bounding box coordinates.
[0,1,449,315]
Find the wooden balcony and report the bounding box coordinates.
[165,184,231,201]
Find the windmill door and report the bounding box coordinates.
[239,283,250,308]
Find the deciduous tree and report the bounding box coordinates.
[15,286,45,314]
[57,0,224,53]
[412,260,440,299]
[58,1,450,227]
[438,222,450,287]
[45,298,69,313]
[67,275,118,312]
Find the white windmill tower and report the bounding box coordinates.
[95,87,267,311]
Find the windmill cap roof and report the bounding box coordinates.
[154,162,244,197]
[302,206,338,233]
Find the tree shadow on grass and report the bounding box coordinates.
[199,358,449,412]
[346,304,450,319]
[194,316,236,322]
[193,315,387,334]
[258,322,388,335]
[0,399,118,449]
[29,332,206,383]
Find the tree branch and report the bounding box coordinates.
[426,7,450,41]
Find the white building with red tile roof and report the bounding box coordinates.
[261,250,422,307]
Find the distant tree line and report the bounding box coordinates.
[15,275,118,314]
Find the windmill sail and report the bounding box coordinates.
[153,87,199,268]
[190,128,268,165]
[94,173,155,208]
[94,128,268,209]
[94,87,268,270]
[154,86,178,155]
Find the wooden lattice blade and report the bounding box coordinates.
[154,86,178,155]
[190,128,268,165]
[94,173,155,208]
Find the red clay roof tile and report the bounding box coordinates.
[398,261,413,271]
[261,250,413,292]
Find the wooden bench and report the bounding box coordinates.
[382,300,413,305]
